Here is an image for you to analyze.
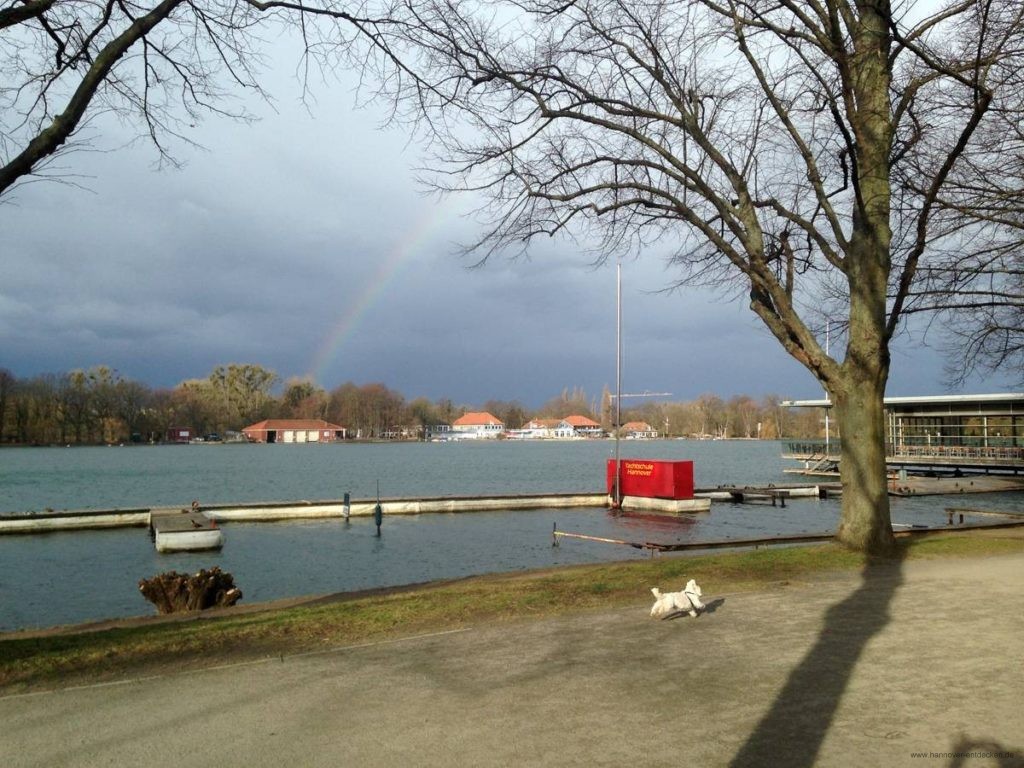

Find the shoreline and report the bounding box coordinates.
[4,521,1024,644]
[3,527,1024,696]
[0,436,776,449]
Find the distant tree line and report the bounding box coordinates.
[0,364,824,445]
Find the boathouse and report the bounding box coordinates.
[782,393,1024,474]
[242,419,347,444]
[166,427,194,444]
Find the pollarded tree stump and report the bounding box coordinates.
[139,567,242,614]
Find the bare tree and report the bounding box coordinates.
[0,0,406,197]
[364,0,1023,552]
[208,363,278,427]
[482,399,528,428]
[916,252,1024,385]
[7,0,1022,552]
[695,393,725,439]
[537,386,594,418]
[901,68,1024,384]
[280,377,329,419]
[727,395,759,438]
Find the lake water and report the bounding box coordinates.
[0,439,793,513]
[1,441,1020,632]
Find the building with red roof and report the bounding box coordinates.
[451,412,505,439]
[621,421,658,439]
[521,418,574,439]
[509,414,604,439]
[242,419,347,443]
[563,414,604,437]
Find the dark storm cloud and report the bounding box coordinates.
[1,51,1014,404]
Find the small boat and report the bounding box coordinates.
[150,510,224,552]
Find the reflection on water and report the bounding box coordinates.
[615,511,700,541]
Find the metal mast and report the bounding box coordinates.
[611,261,671,509]
[614,260,623,509]
[824,321,831,455]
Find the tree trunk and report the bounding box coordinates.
[832,220,896,555]
[828,2,896,555]
[833,378,895,554]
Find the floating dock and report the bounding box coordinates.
[887,475,1024,496]
[695,484,838,506]
[205,493,610,522]
[0,486,827,534]
[0,480,956,536]
[616,496,711,512]
[0,493,609,534]
[0,508,151,533]
[150,510,224,552]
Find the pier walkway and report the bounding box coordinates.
[2,544,1021,766]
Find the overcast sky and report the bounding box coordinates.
[1,39,1016,407]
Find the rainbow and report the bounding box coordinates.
[306,200,456,386]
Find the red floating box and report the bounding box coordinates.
[606,459,695,500]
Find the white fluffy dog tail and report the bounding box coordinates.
[651,587,662,599]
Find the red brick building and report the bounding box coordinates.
[242,419,347,443]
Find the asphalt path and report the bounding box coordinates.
[1,552,1021,767]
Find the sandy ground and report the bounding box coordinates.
[0,551,1021,768]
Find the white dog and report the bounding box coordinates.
[650,579,705,619]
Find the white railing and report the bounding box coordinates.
[784,441,1024,464]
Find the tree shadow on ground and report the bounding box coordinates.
[947,737,1024,768]
[729,542,908,768]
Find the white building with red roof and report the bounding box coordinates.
[621,420,658,439]
[508,414,604,439]
[562,414,604,437]
[520,418,574,439]
[451,412,505,439]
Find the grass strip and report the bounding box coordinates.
[2,530,1022,693]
